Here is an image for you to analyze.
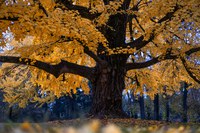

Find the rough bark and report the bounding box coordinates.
[90,62,127,118]
[1,1,200,119]
[90,11,129,118]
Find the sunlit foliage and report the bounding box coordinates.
[0,0,199,107]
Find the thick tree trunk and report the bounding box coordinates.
[88,13,128,118]
[90,67,126,118]
[139,95,145,119]
[182,82,188,123]
[154,94,159,120]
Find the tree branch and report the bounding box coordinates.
[0,56,95,81]
[72,39,106,64]
[125,33,154,51]
[151,4,181,24]
[122,0,131,10]
[126,47,200,71]
[127,14,145,32]
[180,56,200,84]
[129,21,134,41]
[134,15,145,32]
[55,0,101,20]
[34,0,49,17]
[0,16,19,21]
[83,46,105,64]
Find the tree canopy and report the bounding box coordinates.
[0,0,199,113]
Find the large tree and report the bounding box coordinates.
[0,0,199,117]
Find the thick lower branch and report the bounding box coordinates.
[0,56,95,81]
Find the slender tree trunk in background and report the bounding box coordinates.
[126,91,134,117]
[182,82,188,123]
[132,93,138,119]
[65,96,72,119]
[166,96,170,122]
[130,94,138,119]
[139,95,145,119]
[154,94,159,120]
[43,103,48,112]
[146,106,151,120]
[163,87,170,122]
[8,107,13,120]
[54,99,62,119]
[64,95,76,119]
[42,103,49,121]
[71,91,78,118]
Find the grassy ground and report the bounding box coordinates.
[0,118,200,133]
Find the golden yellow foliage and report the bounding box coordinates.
[0,0,199,107]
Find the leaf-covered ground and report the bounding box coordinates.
[0,118,200,133]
